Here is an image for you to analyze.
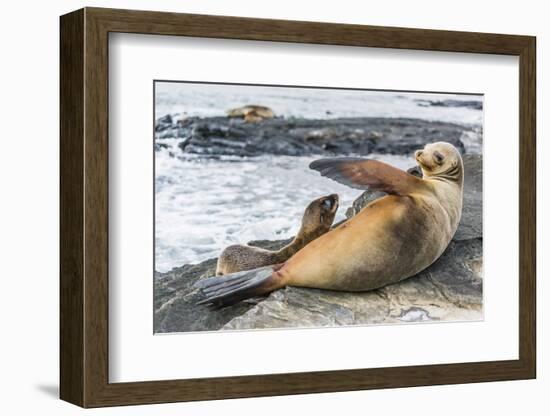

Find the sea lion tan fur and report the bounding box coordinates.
[196,142,463,307]
[216,194,339,275]
[227,105,275,123]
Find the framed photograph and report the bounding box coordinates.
[60,7,536,408]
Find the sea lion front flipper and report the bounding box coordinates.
[194,266,282,308]
[309,157,425,195]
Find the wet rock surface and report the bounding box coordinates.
[154,154,482,333]
[154,242,288,333]
[414,99,483,110]
[155,116,475,157]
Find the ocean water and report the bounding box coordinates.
[155,82,483,125]
[155,83,483,272]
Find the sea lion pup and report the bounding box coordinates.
[195,142,463,307]
[216,194,339,276]
[226,105,275,123]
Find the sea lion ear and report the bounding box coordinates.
[309,157,426,195]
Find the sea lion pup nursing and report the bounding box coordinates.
[216,194,339,275]
[196,142,464,307]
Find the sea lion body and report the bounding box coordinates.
[227,105,275,123]
[279,185,460,291]
[216,194,339,275]
[196,142,464,306]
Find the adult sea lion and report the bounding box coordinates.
[216,194,339,275]
[196,142,463,307]
[227,105,275,123]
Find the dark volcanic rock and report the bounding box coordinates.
[155,116,474,157]
[154,258,252,332]
[154,240,289,333]
[455,154,483,240]
[415,99,483,110]
[154,154,483,333]
[155,114,173,132]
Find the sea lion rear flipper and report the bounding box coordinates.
[194,266,281,308]
[309,157,425,195]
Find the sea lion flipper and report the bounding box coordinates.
[309,157,425,195]
[195,266,280,308]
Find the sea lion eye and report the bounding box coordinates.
[433,151,444,165]
[322,199,332,209]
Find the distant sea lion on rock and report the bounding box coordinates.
[216,194,339,276]
[196,142,463,307]
[226,105,275,123]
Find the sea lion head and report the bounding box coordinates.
[414,142,463,183]
[301,194,339,235]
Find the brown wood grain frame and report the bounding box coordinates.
[60,7,536,408]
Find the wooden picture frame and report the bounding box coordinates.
[60,7,536,408]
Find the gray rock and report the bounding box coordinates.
[155,115,477,157]
[154,258,256,333]
[415,99,483,110]
[154,240,289,333]
[154,154,483,333]
[155,114,173,132]
[455,154,483,240]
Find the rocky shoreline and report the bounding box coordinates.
[154,152,482,333]
[155,115,481,157]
